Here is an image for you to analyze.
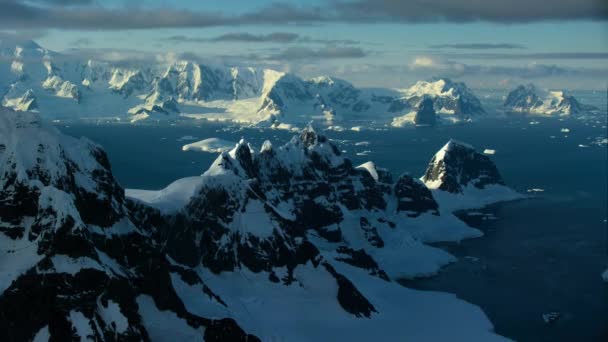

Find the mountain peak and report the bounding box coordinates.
[299,123,320,147]
[421,140,503,193]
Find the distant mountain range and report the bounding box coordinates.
[503,84,598,115]
[0,39,600,127]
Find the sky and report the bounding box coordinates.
[1,0,607,89]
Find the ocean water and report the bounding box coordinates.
[58,113,608,341]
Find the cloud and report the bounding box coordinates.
[408,55,608,78]
[0,0,605,31]
[210,32,300,43]
[0,30,47,41]
[269,46,367,60]
[26,0,94,5]
[429,43,526,50]
[438,52,608,60]
[70,37,91,46]
[163,32,360,45]
[332,0,607,23]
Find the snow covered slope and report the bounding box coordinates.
[1,110,518,341]
[504,84,598,115]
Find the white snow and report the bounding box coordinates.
[182,263,511,342]
[126,176,206,214]
[182,138,236,153]
[97,299,129,333]
[483,149,496,155]
[527,188,545,193]
[561,128,570,133]
[32,325,50,342]
[390,111,417,127]
[137,295,205,341]
[68,310,95,341]
[356,161,379,181]
[50,255,105,275]
[431,184,524,212]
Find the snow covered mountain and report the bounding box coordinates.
[0,109,518,341]
[398,78,485,119]
[504,84,597,115]
[0,39,489,126]
[421,140,521,210]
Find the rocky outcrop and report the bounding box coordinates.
[421,140,504,194]
[413,97,437,126]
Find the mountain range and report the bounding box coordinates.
[1,38,492,127]
[0,106,524,341]
[1,38,600,129]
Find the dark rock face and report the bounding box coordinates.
[394,174,439,217]
[504,84,544,111]
[421,140,505,194]
[413,97,437,126]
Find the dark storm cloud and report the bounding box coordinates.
[429,43,526,50]
[0,0,605,30]
[0,0,228,30]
